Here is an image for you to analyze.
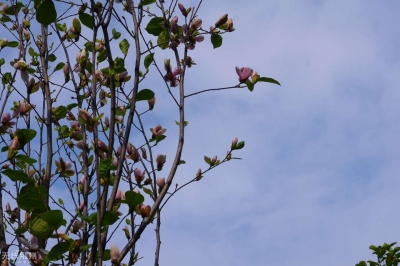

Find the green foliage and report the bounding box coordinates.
[36,0,57,26]
[136,89,155,101]
[211,34,223,48]
[356,243,400,266]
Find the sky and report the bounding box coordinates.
[2,0,400,265]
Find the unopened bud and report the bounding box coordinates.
[156,177,165,188]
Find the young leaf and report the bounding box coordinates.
[138,0,156,7]
[48,54,57,62]
[2,169,34,184]
[30,214,53,239]
[36,0,57,26]
[211,34,223,49]
[144,53,154,70]
[119,39,130,56]
[16,129,37,147]
[53,62,65,72]
[16,184,47,212]
[39,210,66,230]
[79,13,93,29]
[5,41,19,48]
[112,28,121,39]
[136,89,155,101]
[145,17,164,36]
[45,241,70,264]
[72,18,82,32]
[157,30,170,50]
[257,77,281,86]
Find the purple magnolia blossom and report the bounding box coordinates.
[180,24,204,50]
[235,67,254,83]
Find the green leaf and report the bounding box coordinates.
[2,72,12,85]
[58,198,64,205]
[211,34,223,49]
[142,187,153,195]
[28,47,38,57]
[57,125,69,140]
[98,158,112,177]
[112,28,121,40]
[53,106,67,120]
[204,156,211,165]
[30,214,53,239]
[53,62,65,72]
[6,5,20,15]
[67,103,78,110]
[17,184,47,212]
[2,169,34,184]
[257,77,281,86]
[144,53,154,70]
[102,249,110,261]
[0,58,4,66]
[234,141,245,150]
[145,17,164,36]
[45,241,70,263]
[56,23,67,32]
[102,211,119,227]
[39,210,66,230]
[157,30,170,50]
[72,18,81,32]
[138,0,156,7]
[16,129,37,147]
[48,54,57,62]
[14,226,28,235]
[0,16,11,23]
[36,0,57,26]
[246,81,254,92]
[79,13,93,29]
[5,41,19,48]
[119,39,130,56]
[122,191,144,209]
[136,89,155,101]
[15,154,37,165]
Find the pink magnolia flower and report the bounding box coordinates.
[156,177,165,188]
[134,168,144,183]
[110,244,120,263]
[235,67,253,83]
[180,25,204,50]
[231,137,238,149]
[150,124,167,138]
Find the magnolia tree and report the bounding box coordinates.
[0,0,279,265]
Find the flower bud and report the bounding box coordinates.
[191,19,202,31]
[110,244,120,264]
[5,202,11,212]
[0,38,8,48]
[78,108,94,125]
[226,151,231,161]
[140,205,151,218]
[195,168,202,181]
[215,14,228,27]
[148,97,156,110]
[156,154,166,170]
[78,201,84,212]
[75,140,85,150]
[178,3,188,16]
[122,226,131,239]
[27,78,35,94]
[156,177,165,188]
[140,147,147,159]
[231,137,238,150]
[134,168,144,183]
[164,58,171,72]
[63,63,70,83]
[72,220,82,233]
[150,124,166,138]
[115,189,125,201]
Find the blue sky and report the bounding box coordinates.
[2,0,400,265]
